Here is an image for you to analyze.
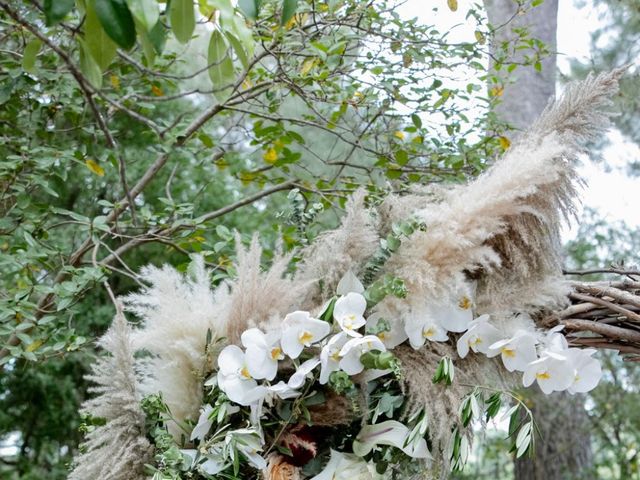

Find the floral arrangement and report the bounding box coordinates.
[69,68,626,480]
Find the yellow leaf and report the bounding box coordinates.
[193,236,206,242]
[26,339,43,353]
[242,78,253,90]
[151,85,163,96]
[474,30,486,45]
[286,13,308,30]
[447,0,458,11]
[263,148,278,164]
[300,57,318,76]
[110,75,121,90]
[393,131,405,140]
[85,159,105,177]
[412,135,424,144]
[499,136,511,150]
[490,86,504,97]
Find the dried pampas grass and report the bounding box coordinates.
[124,257,219,435]
[296,189,379,305]
[69,308,152,480]
[216,235,307,343]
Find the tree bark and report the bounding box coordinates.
[483,1,595,478]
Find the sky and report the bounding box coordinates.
[399,0,640,237]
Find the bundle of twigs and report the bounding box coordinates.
[547,268,640,359]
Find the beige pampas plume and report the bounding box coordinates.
[295,189,379,305]
[217,234,308,343]
[124,256,219,436]
[69,307,152,480]
[385,68,626,314]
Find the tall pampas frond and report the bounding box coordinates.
[295,189,379,305]
[385,69,625,313]
[69,308,152,480]
[218,234,308,343]
[124,256,219,435]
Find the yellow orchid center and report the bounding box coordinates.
[459,296,472,310]
[377,331,387,340]
[468,337,482,347]
[343,314,357,329]
[240,366,252,379]
[536,371,551,380]
[270,347,283,360]
[422,327,435,338]
[299,331,314,345]
[330,350,341,362]
[501,347,516,358]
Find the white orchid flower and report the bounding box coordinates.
[267,381,301,400]
[320,332,349,384]
[487,330,538,372]
[310,449,373,480]
[241,328,284,381]
[434,285,476,333]
[334,292,368,337]
[522,352,575,394]
[217,345,267,406]
[566,348,602,394]
[544,325,569,352]
[352,420,429,459]
[281,311,331,359]
[337,270,365,295]
[456,315,501,358]
[365,312,408,349]
[190,404,214,441]
[404,307,448,349]
[288,357,322,389]
[339,335,386,375]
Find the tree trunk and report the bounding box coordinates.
[483,1,595,478]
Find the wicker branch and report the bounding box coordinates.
[551,270,640,359]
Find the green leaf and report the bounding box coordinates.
[411,113,422,129]
[94,0,137,49]
[78,39,103,89]
[125,0,159,32]
[281,0,299,25]
[44,0,75,26]
[85,2,117,70]
[238,0,260,20]
[22,38,42,74]
[208,30,235,96]
[170,0,196,44]
[148,19,167,54]
[138,24,156,65]
[225,32,249,69]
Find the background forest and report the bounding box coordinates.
[0,0,638,479]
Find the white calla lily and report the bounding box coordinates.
[310,449,373,480]
[190,404,214,441]
[288,357,321,389]
[456,315,501,358]
[352,420,429,459]
[339,335,386,375]
[334,292,368,337]
[522,352,575,394]
[566,348,602,394]
[241,328,284,381]
[320,333,349,384]
[366,312,408,349]
[404,307,448,349]
[281,311,331,359]
[487,330,538,372]
[217,345,267,406]
[337,270,365,295]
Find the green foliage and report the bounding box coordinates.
[0,0,539,476]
